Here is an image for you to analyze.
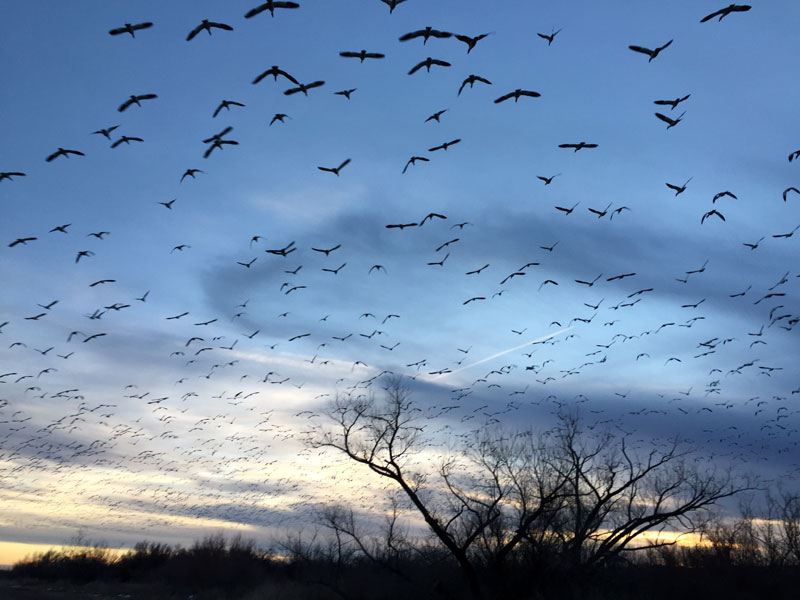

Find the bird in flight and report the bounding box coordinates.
[109,22,153,37]
[655,111,685,129]
[458,75,492,96]
[245,2,300,19]
[428,139,461,152]
[46,148,84,162]
[318,159,350,176]
[712,190,737,203]
[312,244,341,256]
[213,100,245,118]
[386,223,417,230]
[783,187,800,202]
[270,113,291,126]
[284,81,325,96]
[494,89,540,103]
[334,88,356,100]
[252,66,299,85]
[118,94,157,112]
[537,174,560,185]
[380,0,407,13]
[654,94,690,110]
[789,149,800,162]
[425,109,447,123]
[9,237,37,248]
[408,57,451,75]
[402,156,429,173]
[399,27,452,44]
[454,32,491,53]
[559,142,597,151]
[700,4,751,22]
[628,39,673,61]
[537,28,562,45]
[111,135,143,148]
[186,19,233,41]
[701,209,725,224]
[91,125,119,140]
[555,202,579,215]
[666,177,692,195]
[339,50,385,62]
[181,169,204,182]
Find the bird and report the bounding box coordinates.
[419,213,447,225]
[89,279,115,287]
[494,89,540,103]
[425,109,447,123]
[0,171,25,182]
[186,19,233,41]
[109,22,153,37]
[380,0,407,13]
[408,57,451,75]
[427,253,449,267]
[655,111,685,129]
[399,27,452,44]
[402,156,429,174]
[555,202,579,215]
[782,187,799,202]
[334,88,356,99]
[9,237,37,247]
[654,94,690,110]
[118,94,157,112]
[666,177,692,195]
[789,150,800,163]
[46,148,84,162]
[252,66,299,85]
[742,237,764,250]
[628,39,673,61]
[171,244,191,253]
[181,169,204,182]
[212,100,245,118]
[245,2,300,19]
[284,81,325,96]
[203,138,238,159]
[270,113,291,126]
[537,28,562,45]
[428,139,461,152]
[772,224,800,239]
[386,223,417,230]
[610,206,630,220]
[369,265,387,274]
[700,4,751,22]
[312,244,341,255]
[558,142,598,151]
[75,250,94,263]
[463,297,485,305]
[588,202,612,218]
[322,263,346,274]
[158,199,176,209]
[458,75,492,96]
[49,224,71,233]
[91,126,119,140]
[712,190,737,203]
[575,274,603,287]
[237,258,257,268]
[466,264,489,275]
[454,32,491,53]
[537,174,560,185]
[111,135,143,148]
[339,50,385,62]
[318,159,351,176]
[701,209,725,224]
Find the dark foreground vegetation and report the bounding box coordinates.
[5,526,800,600]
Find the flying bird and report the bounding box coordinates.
[270,113,291,126]
[628,39,673,61]
[109,22,153,37]
[380,0,408,13]
[558,142,598,151]
[0,171,26,182]
[655,111,685,129]
[428,139,461,152]
[666,177,692,195]
[425,109,448,123]
[712,190,737,203]
[181,169,204,182]
[399,27,452,44]
[402,156,429,173]
[494,89,540,103]
[783,187,799,202]
[537,174,560,185]
[700,4,751,22]
[339,50,385,62]
[458,75,492,96]
[252,66,299,85]
[9,237,37,247]
[213,100,245,117]
[334,88,356,99]
[111,135,143,148]
[789,150,800,162]
[654,94,690,110]
[408,57,451,75]
[555,202,579,215]
[284,81,325,95]
[118,94,157,112]
[46,148,84,162]
[91,125,119,140]
[245,2,300,19]
[186,19,233,41]
[318,159,351,176]
[537,28,562,45]
[454,32,491,53]
[701,209,725,224]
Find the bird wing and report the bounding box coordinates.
[655,112,676,125]
[521,90,540,97]
[337,159,351,170]
[118,98,134,112]
[494,91,513,103]
[339,51,358,58]
[408,60,425,75]
[399,30,423,41]
[245,4,269,18]
[186,23,203,41]
[700,8,724,22]
[211,21,234,31]
[628,45,653,55]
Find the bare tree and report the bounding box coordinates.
[547,411,753,568]
[314,377,565,598]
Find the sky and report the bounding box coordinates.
[1,0,799,565]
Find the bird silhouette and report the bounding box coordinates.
[458,75,492,96]
[655,111,685,129]
[666,177,692,195]
[284,80,325,95]
[109,22,153,37]
[245,1,300,18]
[339,50,385,62]
[537,28,562,45]
[712,190,737,203]
[494,89,540,103]
[213,100,244,117]
[654,94,690,110]
[318,159,350,175]
[0,171,25,182]
[270,113,291,126]
[402,156,429,173]
[111,135,143,148]
[428,139,460,152]
[454,32,491,53]
[91,125,119,140]
[186,20,233,41]
[46,148,84,162]
[380,0,407,13]
[701,209,725,224]
[559,142,598,151]
[334,88,356,99]
[118,94,157,112]
[628,39,673,61]
[408,57,451,75]
[399,27,452,44]
[252,66,299,85]
[425,109,447,123]
[700,4,751,22]
[781,187,799,202]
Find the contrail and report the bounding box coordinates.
[430,327,575,379]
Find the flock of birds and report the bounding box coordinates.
[1,1,799,552]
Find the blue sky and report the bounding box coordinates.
[1,1,799,560]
